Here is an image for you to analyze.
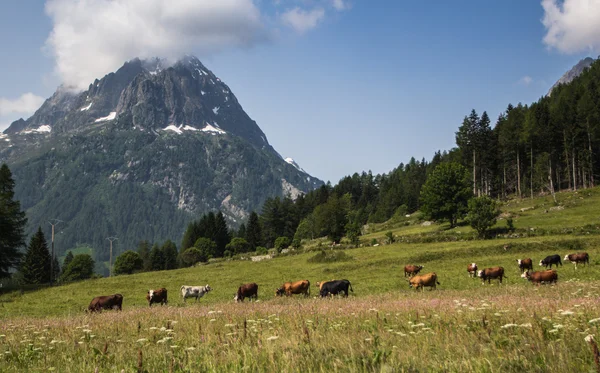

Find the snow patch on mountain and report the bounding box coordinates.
[21,125,52,134]
[284,157,306,173]
[202,123,226,135]
[213,107,220,115]
[80,102,93,111]
[94,112,117,122]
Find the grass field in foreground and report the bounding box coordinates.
[2,283,600,372]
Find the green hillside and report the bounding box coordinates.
[2,188,600,318]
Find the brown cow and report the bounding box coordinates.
[234,283,258,302]
[408,272,440,292]
[467,263,478,278]
[87,294,123,312]
[564,253,589,269]
[404,265,424,277]
[516,258,533,273]
[146,288,168,307]
[477,267,506,284]
[521,269,558,285]
[275,280,310,297]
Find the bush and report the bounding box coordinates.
[226,238,251,254]
[59,254,95,283]
[223,250,232,258]
[113,251,143,275]
[194,237,217,261]
[385,231,395,244]
[179,247,205,267]
[292,238,302,250]
[256,246,268,255]
[467,196,500,238]
[507,218,515,232]
[274,237,290,253]
[307,250,353,263]
[371,238,378,246]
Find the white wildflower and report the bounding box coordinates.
[589,318,600,324]
[501,324,518,329]
[209,319,216,322]
[548,329,559,334]
[520,323,532,328]
[186,347,196,351]
[560,310,574,316]
[267,336,279,341]
[136,338,148,343]
[170,345,179,349]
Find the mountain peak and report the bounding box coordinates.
[548,57,595,96]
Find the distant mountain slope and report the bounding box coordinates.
[547,57,595,96]
[0,56,322,261]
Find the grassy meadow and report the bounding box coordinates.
[2,188,600,371]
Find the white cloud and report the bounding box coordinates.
[0,93,45,116]
[281,7,325,34]
[44,0,267,91]
[542,0,600,53]
[519,76,533,86]
[332,0,348,11]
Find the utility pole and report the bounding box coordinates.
[107,237,118,277]
[48,219,63,285]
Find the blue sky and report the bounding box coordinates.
[0,0,596,183]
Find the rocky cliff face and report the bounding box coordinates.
[0,56,321,259]
[547,57,595,96]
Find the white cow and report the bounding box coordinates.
[180,285,212,302]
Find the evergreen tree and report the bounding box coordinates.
[0,163,27,278]
[214,212,231,257]
[20,227,52,284]
[237,223,246,238]
[161,240,178,270]
[420,163,472,227]
[149,243,164,271]
[63,251,74,270]
[136,240,152,271]
[181,221,199,252]
[245,211,263,250]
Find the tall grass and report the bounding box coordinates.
[2,282,600,372]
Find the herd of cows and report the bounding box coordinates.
[85,252,590,311]
[85,280,353,312]
[405,252,590,291]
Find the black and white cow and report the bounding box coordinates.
[539,254,562,269]
[180,285,212,302]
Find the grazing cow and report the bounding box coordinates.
[539,254,562,269]
[564,253,589,269]
[477,267,506,284]
[180,285,212,303]
[275,280,310,297]
[146,288,168,307]
[521,269,558,285]
[516,258,533,273]
[467,263,478,278]
[319,279,353,297]
[408,272,440,291]
[404,265,424,277]
[315,280,335,291]
[234,283,259,302]
[87,294,123,313]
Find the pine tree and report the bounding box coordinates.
[63,251,74,270]
[149,244,164,271]
[161,240,178,270]
[246,211,263,250]
[213,212,231,257]
[20,227,52,285]
[0,163,27,278]
[237,223,247,238]
[136,240,152,271]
